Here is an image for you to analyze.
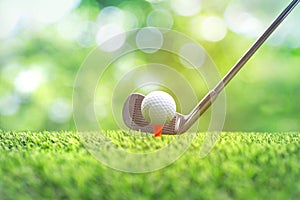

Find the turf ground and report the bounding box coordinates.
[0,131,299,200]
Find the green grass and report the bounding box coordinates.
[0,131,299,200]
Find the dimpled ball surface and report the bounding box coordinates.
[141,91,176,125]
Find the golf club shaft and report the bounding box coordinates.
[185,0,300,127]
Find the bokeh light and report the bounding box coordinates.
[96,24,126,52]
[179,43,206,68]
[201,16,227,42]
[49,98,72,123]
[0,93,20,116]
[136,27,163,53]
[14,67,45,94]
[97,6,124,26]
[171,0,202,16]
[95,6,140,52]
[224,3,263,38]
[119,2,147,28]
[76,21,98,48]
[147,9,173,30]
[97,6,138,30]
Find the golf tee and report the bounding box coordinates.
[152,125,163,137]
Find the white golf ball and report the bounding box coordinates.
[141,91,176,125]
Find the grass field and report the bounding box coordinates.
[0,130,299,200]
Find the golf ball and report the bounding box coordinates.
[141,91,176,125]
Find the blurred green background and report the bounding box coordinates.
[0,0,299,132]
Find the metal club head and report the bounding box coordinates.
[122,93,186,134]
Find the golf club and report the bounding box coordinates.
[122,0,300,134]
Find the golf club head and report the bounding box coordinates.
[122,93,185,134]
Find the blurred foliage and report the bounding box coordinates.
[0,0,300,132]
